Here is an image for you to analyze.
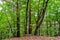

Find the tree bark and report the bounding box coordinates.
[34,0,49,35]
[16,0,20,37]
[28,2,32,34]
[25,0,32,34]
[25,0,29,34]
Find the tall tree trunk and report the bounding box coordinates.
[25,0,29,34]
[28,2,32,34]
[25,0,32,34]
[34,0,49,35]
[37,0,40,35]
[16,0,20,37]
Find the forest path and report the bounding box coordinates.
[5,35,60,40]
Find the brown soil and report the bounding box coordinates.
[5,35,60,40]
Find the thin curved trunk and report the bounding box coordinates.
[34,0,49,35]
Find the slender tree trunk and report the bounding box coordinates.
[25,0,32,34]
[28,2,32,34]
[34,0,49,35]
[25,0,29,34]
[16,0,20,37]
[37,0,40,35]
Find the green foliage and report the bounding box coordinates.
[0,0,60,39]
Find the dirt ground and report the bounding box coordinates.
[5,35,60,40]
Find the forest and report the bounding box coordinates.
[0,0,60,40]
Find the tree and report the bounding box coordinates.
[16,0,20,37]
[25,0,29,34]
[25,0,32,34]
[34,0,49,35]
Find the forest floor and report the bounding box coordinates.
[5,35,60,40]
